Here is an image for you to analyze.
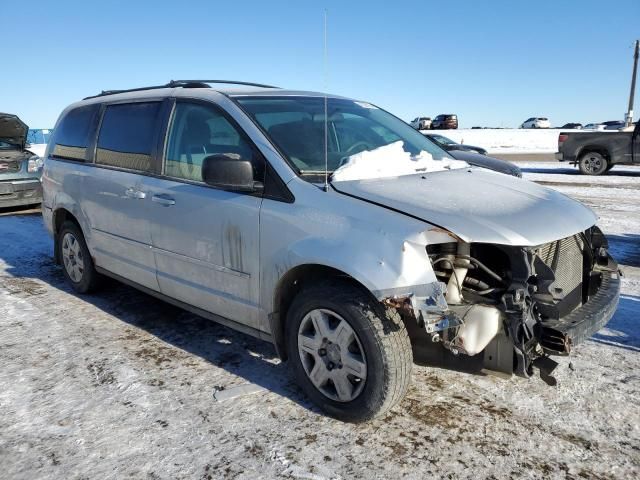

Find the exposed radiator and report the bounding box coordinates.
[537,234,584,303]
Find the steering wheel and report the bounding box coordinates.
[344,141,374,156]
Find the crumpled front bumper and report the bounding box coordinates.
[538,269,621,354]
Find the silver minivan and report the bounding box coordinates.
[43,80,620,421]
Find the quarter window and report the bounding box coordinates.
[164,102,254,182]
[96,102,160,172]
[50,105,99,161]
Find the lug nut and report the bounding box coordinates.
[318,348,326,356]
[327,362,334,370]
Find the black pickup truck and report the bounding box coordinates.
[555,122,640,175]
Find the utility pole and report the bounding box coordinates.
[625,40,639,127]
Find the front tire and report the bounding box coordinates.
[579,151,608,175]
[286,281,412,422]
[58,221,101,293]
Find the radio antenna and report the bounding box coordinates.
[323,9,329,192]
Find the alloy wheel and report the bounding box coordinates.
[61,232,85,283]
[582,153,606,174]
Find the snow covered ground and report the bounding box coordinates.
[1,165,639,479]
[422,128,584,154]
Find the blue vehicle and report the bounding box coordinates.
[27,128,53,145]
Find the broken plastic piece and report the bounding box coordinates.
[212,383,267,401]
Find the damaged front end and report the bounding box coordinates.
[395,226,621,377]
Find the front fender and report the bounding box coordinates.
[275,229,442,299]
[259,178,456,325]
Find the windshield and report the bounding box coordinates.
[235,96,460,182]
[429,134,456,145]
[0,140,20,149]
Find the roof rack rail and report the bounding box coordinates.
[83,79,278,100]
[168,79,279,89]
[83,84,171,100]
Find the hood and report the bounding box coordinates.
[448,150,521,177]
[332,168,597,246]
[0,113,28,149]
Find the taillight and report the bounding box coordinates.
[558,134,568,144]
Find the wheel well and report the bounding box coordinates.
[271,264,371,360]
[52,208,81,264]
[578,146,610,162]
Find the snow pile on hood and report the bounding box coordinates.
[331,141,468,182]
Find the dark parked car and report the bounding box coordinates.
[422,134,520,177]
[556,121,640,174]
[560,123,582,130]
[431,114,458,130]
[424,133,487,155]
[0,113,43,208]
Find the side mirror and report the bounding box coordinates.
[201,153,262,193]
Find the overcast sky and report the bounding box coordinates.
[4,0,639,129]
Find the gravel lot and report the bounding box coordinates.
[1,164,639,479]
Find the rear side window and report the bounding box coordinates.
[96,102,160,172]
[51,105,99,161]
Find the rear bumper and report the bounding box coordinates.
[539,269,621,353]
[0,179,43,208]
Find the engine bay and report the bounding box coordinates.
[422,226,619,377]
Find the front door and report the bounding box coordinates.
[142,100,263,329]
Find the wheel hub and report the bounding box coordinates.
[324,342,342,367]
[582,153,605,174]
[297,308,368,402]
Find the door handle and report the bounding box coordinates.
[151,194,176,206]
[125,188,146,199]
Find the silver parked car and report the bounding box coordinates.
[0,113,44,208]
[43,81,620,422]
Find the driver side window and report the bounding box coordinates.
[164,102,254,182]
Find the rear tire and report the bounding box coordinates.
[58,221,101,293]
[286,281,412,422]
[578,151,608,175]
